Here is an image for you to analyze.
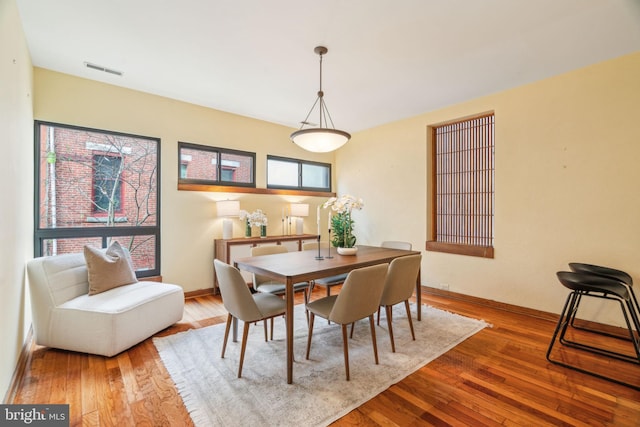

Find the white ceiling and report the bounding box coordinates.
[15,0,640,132]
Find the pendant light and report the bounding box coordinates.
[290,46,351,153]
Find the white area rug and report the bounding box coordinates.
[153,303,487,427]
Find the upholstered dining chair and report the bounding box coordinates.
[378,254,422,352]
[305,263,389,380]
[381,240,412,250]
[302,241,347,299]
[213,259,286,378]
[251,245,310,332]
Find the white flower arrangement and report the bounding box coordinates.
[323,194,364,214]
[239,209,268,227]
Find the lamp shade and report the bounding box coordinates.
[290,128,350,153]
[290,203,309,217]
[216,200,240,217]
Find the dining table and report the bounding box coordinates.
[234,244,422,384]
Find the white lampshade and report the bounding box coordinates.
[216,200,240,217]
[217,200,240,240]
[290,203,309,217]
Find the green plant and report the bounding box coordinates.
[324,195,364,248]
[330,211,357,248]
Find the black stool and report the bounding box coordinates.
[547,271,640,390]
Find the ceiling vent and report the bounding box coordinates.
[84,62,123,76]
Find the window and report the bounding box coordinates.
[426,113,495,258]
[93,155,123,213]
[34,121,160,277]
[178,142,255,187]
[267,156,331,192]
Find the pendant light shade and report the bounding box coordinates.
[291,46,350,153]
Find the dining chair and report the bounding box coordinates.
[302,241,347,298]
[378,254,422,352]
[250,245,310,332]
[305,263,389,380]
[213,259,286,378]
[381,240,412,250]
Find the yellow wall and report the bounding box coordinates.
[1,0,34,400]
[338,51,640,326]
[33,68,335,293]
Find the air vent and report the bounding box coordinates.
[84,62,123,76]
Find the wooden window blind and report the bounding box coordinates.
[427,113,495,258]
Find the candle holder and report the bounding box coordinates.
[315,234,324,260]
[326,228,334,258]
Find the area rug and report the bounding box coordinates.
[153,303,487,427]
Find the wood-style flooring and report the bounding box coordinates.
[9,287,640,426]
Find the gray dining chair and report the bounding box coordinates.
[214,259,286,378]
[251,245,310,332]
[305,263,389,380]
[302,241,347,299]
[381,240,412,250]
[378,254,422,352]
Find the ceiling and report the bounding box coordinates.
[16,0,640,133]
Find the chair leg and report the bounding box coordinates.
[238,321,251,378]
[341,324,350,381]
[221,313,232,358]
[369,315,379,365]
[263,319,268,341]
[404,299,416,341]
[385,305,395,353]
[306,312,315,360]
[376,306,381,325]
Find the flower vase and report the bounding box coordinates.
[245,221,252,238]
[337,247,358,256]
[260,225,267,238]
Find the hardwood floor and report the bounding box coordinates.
[9,288,640,426]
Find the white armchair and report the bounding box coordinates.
[27,251,184,357]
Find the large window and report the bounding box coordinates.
[34,121,160,277]
[426,113,495,258]
[178,142,255,188]
[267,156,331,192]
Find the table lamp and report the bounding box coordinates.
[290,203,309,235]
[217,200,240,240]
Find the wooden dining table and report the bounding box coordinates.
[234,244,422,384]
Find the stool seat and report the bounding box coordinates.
[568,262,633,286]
[556,271,630,300]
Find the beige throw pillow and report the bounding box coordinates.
[84,241,138,295]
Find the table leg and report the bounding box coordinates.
[286,277,294,384]
[232,317,238,342]
[416,269,422,321]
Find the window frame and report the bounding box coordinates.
[33,120,161,278]
[426,112,495,258]
[266,155,332,193]
[177,141,256,188]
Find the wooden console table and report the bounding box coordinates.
[213,234,318,293]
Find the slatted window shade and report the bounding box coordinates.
[427,113,495,258]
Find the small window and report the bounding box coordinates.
[426,113,495,258]
[267,156,331,192]
[178,142,255,187]
[93,155,123,213]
